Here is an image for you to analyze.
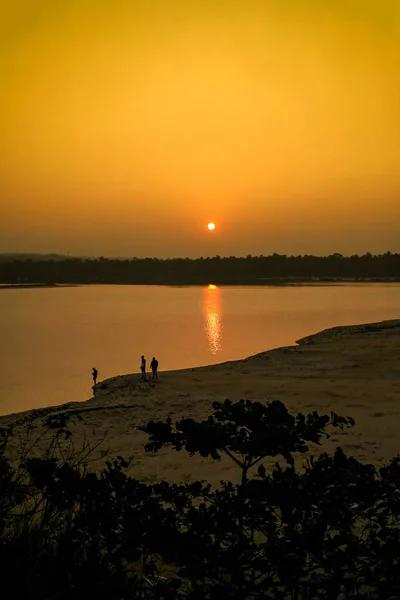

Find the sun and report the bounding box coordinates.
[207,222,216,231]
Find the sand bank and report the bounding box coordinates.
[1,319,399,485]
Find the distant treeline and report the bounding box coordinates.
[0,252,399,285]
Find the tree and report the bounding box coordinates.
[141,399,354,485]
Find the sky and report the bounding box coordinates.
[1,0,399,258]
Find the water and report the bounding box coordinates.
[0,283,399,416]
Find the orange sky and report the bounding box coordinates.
[1,0,399,257]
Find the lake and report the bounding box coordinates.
[0,283,399,416]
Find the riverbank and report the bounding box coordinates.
[1,318,399,485]
[1,279,400,288]
[0,283,78,289]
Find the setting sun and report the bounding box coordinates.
[207,223,216,231]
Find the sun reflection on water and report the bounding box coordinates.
[203,284,223,354]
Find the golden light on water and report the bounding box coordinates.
[203,284,222,354]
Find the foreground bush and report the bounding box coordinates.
[1,400,400,599]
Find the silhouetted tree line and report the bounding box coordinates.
[0,252,399,285]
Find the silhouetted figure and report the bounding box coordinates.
[150,357,159,380]
[92,367,98,386]
[140,355,146,380]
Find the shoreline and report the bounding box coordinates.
[1,318,399,484]
[0,283,79,289]
[1,279,400,289]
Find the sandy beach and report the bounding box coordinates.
[2,319,399,486]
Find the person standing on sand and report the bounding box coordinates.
[150,357,159,380]
[92,367,98,386]
[140,355,146,380]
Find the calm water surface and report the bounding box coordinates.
[0,284,399,416]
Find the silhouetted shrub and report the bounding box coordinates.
[2,400,400,598]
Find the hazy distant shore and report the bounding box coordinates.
[1,318,399,486]
[0,278,399,288]
[1,252,399,286]
[0,283,79,290]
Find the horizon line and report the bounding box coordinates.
[0,250,398,261]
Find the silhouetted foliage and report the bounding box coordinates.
[141,399,355,482]
[0,252,399,284]
[2,399,400,598]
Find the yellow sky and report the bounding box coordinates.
[1,0,399,257]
